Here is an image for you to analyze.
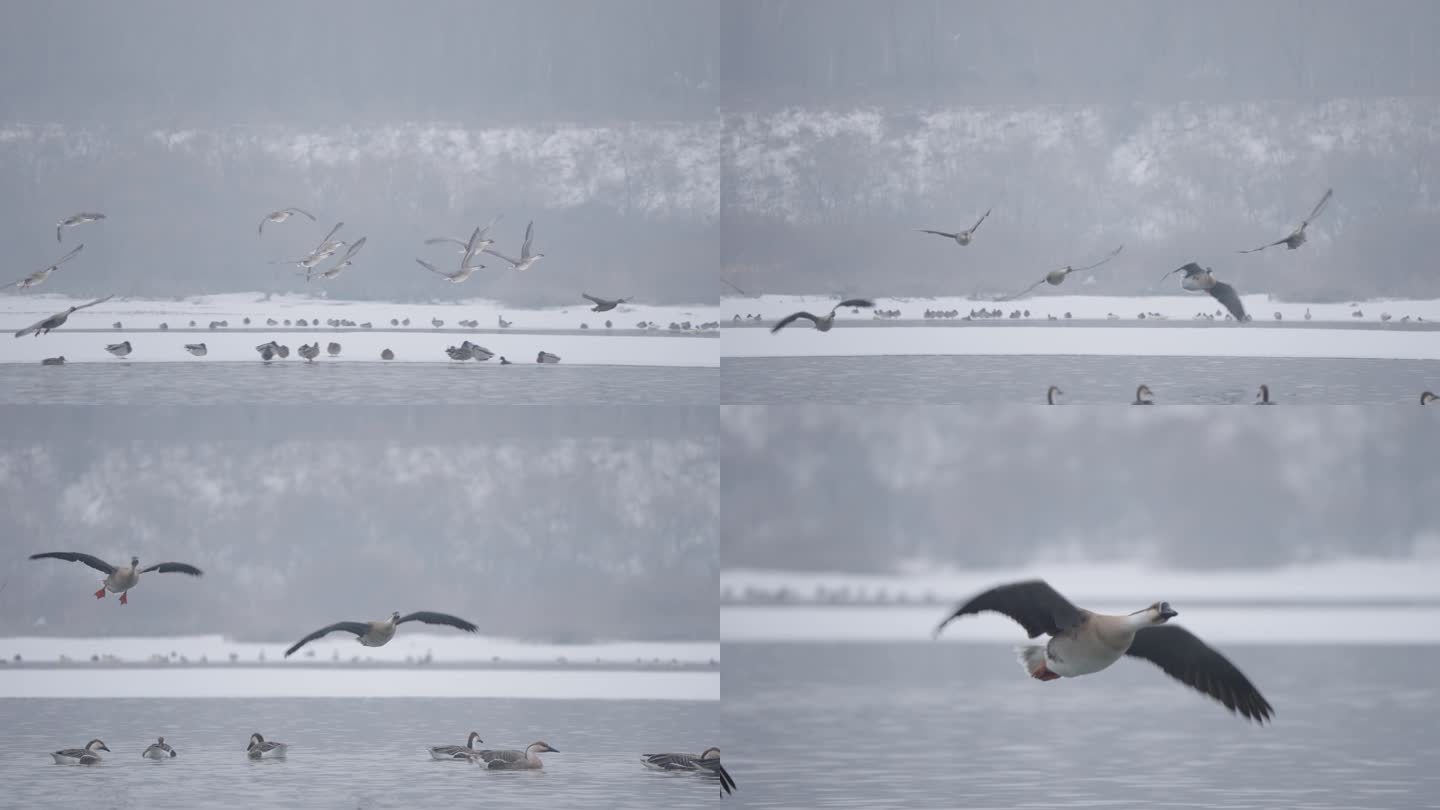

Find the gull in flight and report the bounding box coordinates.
[1239,188,1333,253]
[483,220,545,271]
[583,293,630,312]
[1001,245,1124,301]
[56,212,105,243]
[934,580,1274,723]
[306,237,367,281]
[426,214,502,257]
[771,298,875,333]
[2,244,84,291]
[13,295,114,338]
[1162,262,1247,322]
[916,208,992,247]
[418,226,486,282]
[258,207,316,236]
[284,611,479,658]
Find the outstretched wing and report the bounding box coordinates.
[71,295,114,313]
[397,611,479,632]
[1125,625,1274,723]
[52,244,85,268]
[916,229,958,239]
[770,312,818,333]
[933,579,1085,638]
[1071,243,1125,272]
[286,207,317,221]
[315,222,343,250]
[482,248,522,267]
[138,561,203,576]
[338,236,367,263]
[582,293,606,305]
[284,621,370,658]
[1302,188,1333,227]
[460,226,484,267]
[969,208,992,233]
[709,760,737,796]
[519,221,535,260]
[835,298,875,310]
[721,278,747,296]
[415,259,450,278]
[1161,262,1204,282]
[29,551,116,574]
[998,277,1050,302]
[1237,236,1288,254]
[425,237,468,249]
[1207,281,1247,322]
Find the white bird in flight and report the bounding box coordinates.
[483,220,545,271]
[56,213,105,243]
[2,244,84,291]
[258,207,317,236]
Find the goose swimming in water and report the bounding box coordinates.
[1133,384,1154,405]
[247,733,287,759]
[917,208,991,247]
[52,739,109,765]
[482,220,545,272]
[1046,385,1063,405]
[1422,391,1438,405]
[1256,384,1275,405]
[284,610,479,658]
[29,552,203,605]
[105,341,132,358]
[1163,262,1247,322]
[771,299,875,333]
[13,295,114,338]
[2,244,84,291]
[142,737,177,760]
[933,580,1274,723]
[184,343,207,357]
[1239,188,1332,253]
[641,747,736,797]
[56,212,105,243]
[537,351,561,364]
[1001,245,1124,301]
[477,741,558,770]
[583,293,630,312]
[429,732,484,761]
[258,207,316,236]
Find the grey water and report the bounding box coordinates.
[722,356,1440,404]
[2,696,721,810]
[723,642,1440,809]
[0,363,717,405]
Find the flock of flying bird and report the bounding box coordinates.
[26,550,734,795]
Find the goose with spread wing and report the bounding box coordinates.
[56,212,105,243]
[771,299,875,333]
[1002,245,1124,301]
[306,236,366,281]
[1163,262,1247,322]
[1239,188,1332,253]
[583,293,630,312]
[284,610,478,658]
[258,207,316,236]
[933,579,1274,723]
[916,208,991,247]
[2,244,85,291]
[483,220,545,271]
[29,552,203,605]
[13,295,114,338]
[642,747,736,797]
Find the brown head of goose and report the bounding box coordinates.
[284,611,479,658]
[771,299,875,333]
[641,746,736,796]
[29,552,202,605]
[933,579,1274,724]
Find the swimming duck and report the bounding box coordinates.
[482,220,545,272]
[429,731,485,761]
[1422,391,1438,405]
[28,552,203,605]
[477,742,558,770]
[13,295,114,338]
[51,739,109,765]
[247,733,288,759]
[105,341,132,358]
[41,356,65,365]
[56,212,105,243]
[1239,188,1332,253]
[641,747,736,797]
[771,298,876,333]
[537,351,561,364]
[284,610,479,658]
[583,293,630,312]
[142,737,177,760]
[1256,384,1275,405]
[1162,262,1247,322]
[916,208,992,247]
[2,244,84,291]
[933,580,1273,723]
[1046,385,1063,405]
[258,207,316,236]
[1002,245,1124,301]
[1133,384,1154,405]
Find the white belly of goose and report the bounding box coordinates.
[1043,634,1127,677]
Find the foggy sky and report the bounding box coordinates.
[722,405,1440,573]
[0,406,718,642]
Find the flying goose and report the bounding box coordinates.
[1256,384,1275,405]
[1422,391,1437,405]
[184,343,207,357]
[2,244,85,291]
[1002,245,1124,301]
[477,741,558,770]
[142,737,177,760]
[56,212,105,243]
[933,580,1274,723]
[105,341,132,358]
[1163,262,1247,322]
[641,747,736,797]
[307,236,367,281]
[271,222,344,268]
[247,733,287,759]
[916,208,991,247]
[429,732,485,761]
[1046,385,1063,405]
[29,552,203,605]
[258,207,316,235]
[283,610,479,658]
[427,216,502,259]
[536,351,561,364]
[416,258,481,284]
[52,739,109,765]
[13,295,114,338]
[583,293,630,312]
[1239,188,1333,253]
[482,220,545,271]
[770,298,875,333]
[1133,384,1154,405]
